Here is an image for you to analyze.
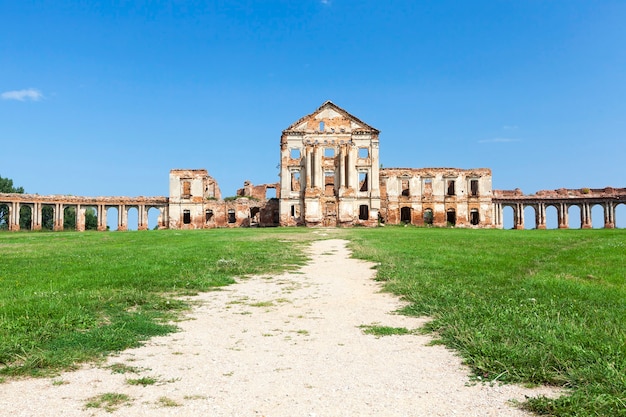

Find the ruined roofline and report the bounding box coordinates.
[381,167,492,175]
[494,187,626,199]
[282,100,380,134]
[0,192,168,203]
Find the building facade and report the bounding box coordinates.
[1,101,624,231]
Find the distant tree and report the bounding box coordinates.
[0,176,24,194]
[64,207,76,230]
[42,206,54,230]
[85,207,98,230]
[0,175,25,229]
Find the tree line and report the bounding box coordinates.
[0,175,98,230]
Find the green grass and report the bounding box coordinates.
[85,392,132,412]
[359,324,413,337]
[347,227,626,417]
[2,226,625,416]
[0,228,312,377]
[125,376,157,386]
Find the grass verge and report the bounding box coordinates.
[347,227,626,417]
[0,228,313,377]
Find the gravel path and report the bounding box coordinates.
[0,238,559,416]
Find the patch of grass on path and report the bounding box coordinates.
[347,227,626,417]
[0,228,313,378]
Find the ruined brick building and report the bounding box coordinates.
[1,101,624,231]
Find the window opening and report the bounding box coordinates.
[359,205,369,220]
[424,209,433,225]
[359,172,369,192]
[325,171,335,196]
[470,180,479,196]
[290,148,301,159]
[423,178,433,197]
[447,180,456,196]
[182,181,191,198]
[401,207,412,224]
[319,121,325,132]
[250,207,260,223]
[447,210,456,226]
[183,210,191,224]
[470,210,480,225]
[324,147,335,158]
[291,171,301,192]
[358,147,369,158]
[228,209,236,224]
[266,187,277,199]
[205,209,214,222]
[401,179,410,197]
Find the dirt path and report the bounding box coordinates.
[0,239,558,416]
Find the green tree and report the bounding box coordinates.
[85,207,98,230]
[64,207,76,230]
[0,175,25,229]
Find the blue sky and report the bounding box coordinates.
[2,0,625,200]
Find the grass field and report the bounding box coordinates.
[347,227,626,417]
[1,227,625,416]
[0,228,313,378]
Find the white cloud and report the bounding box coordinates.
[478,138,521,143]
[1,88,44,101]
[321,0,331,4]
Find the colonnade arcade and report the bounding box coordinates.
[0,194,168,231]
[493,198,624,229]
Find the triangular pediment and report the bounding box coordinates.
[283,101,379,134]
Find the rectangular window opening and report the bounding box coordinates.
[266,187,277,199]
[182,181,191,199]
[290,148,301,159]
[227,209,236,224]
[183,210,191,224]
[423,209,433,225]
[325,171,335,196]
[401,179,410,197]
[471,180,479,196]
[359,172,369,192]
[324,147,335,158]
[447,180,456,196]
[401,207,412,224]
[470,210,480,225]
[205,209,213,223]
[358,147,369,158]
[291,171,301,192]
[359,205,369,220]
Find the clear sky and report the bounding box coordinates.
[2,1,625,200]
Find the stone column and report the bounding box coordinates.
[514,203,524,229]
[604,202,615,228]
[558,203,569,229]
[314,146,322,190]
[98,205,107,231]
[118,205,127,231]
[54,203,64,231]
[10,202,19,231]
[305,146,312,189]
[76,205,85,232]
[581,203,592,229]
[536,203,547,229]
[338,146,345,189]
[139,205,148,230]
[370,141,380,198]
[32,202,42,230]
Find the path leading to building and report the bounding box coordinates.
[0,238,559,416]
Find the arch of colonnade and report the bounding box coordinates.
[493,191,626,230]
[0,193,169,232]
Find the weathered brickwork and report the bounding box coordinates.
[1,101,624,231]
